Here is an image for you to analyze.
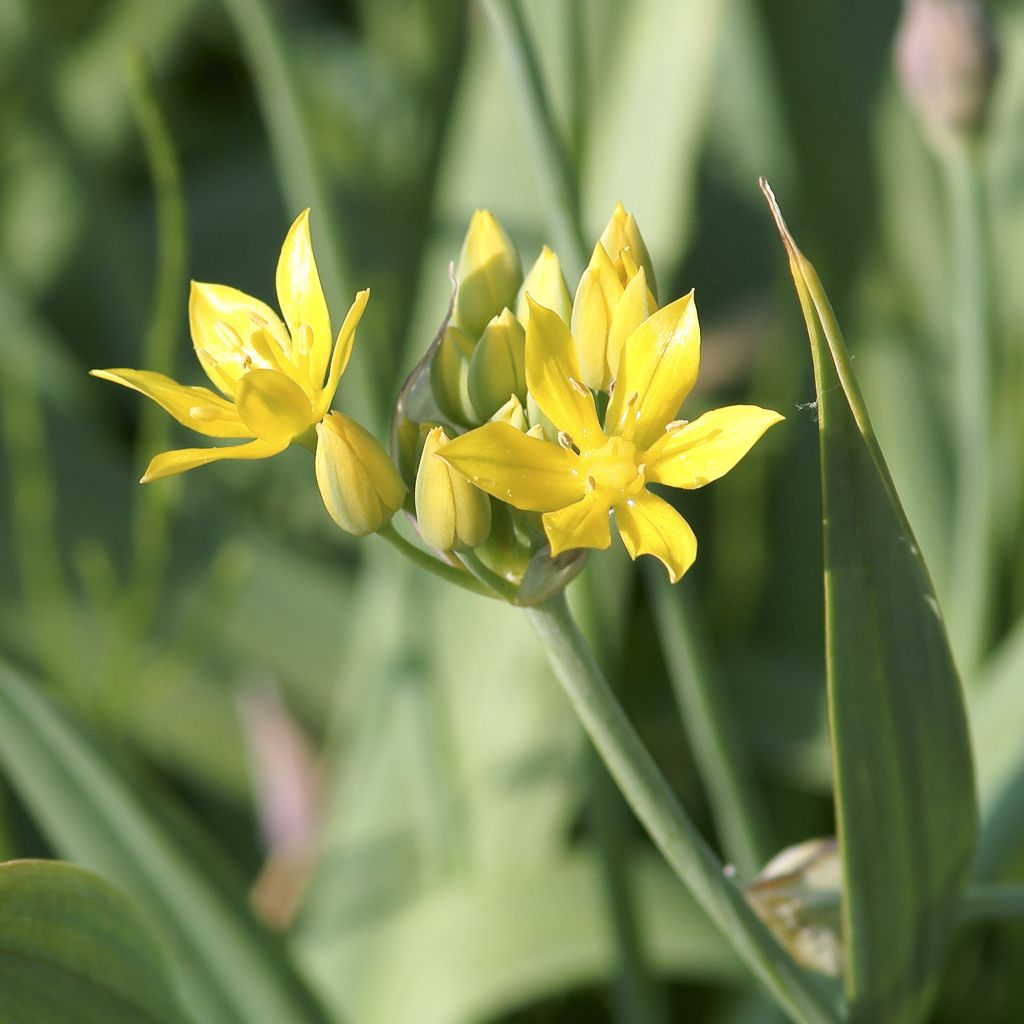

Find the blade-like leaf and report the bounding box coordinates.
[0,859,183,1024]
[762,181,977,1023]
[0,662,330,1024]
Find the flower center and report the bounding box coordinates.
[580,436,645,498]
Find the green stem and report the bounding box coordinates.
[645,566,773,878]
[942,138,994,679]
[125,55,187,634]
[477,0,587,277]
[457,548,519,602]
[576,568,668,1024]
[959,883,1024,925]
[566,0,588,174]
[525,593,841,1024]
[378,523,496,599]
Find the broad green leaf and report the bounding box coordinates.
[763,182,978,1023]
[0,859,183,1024]
[0,662,330,1024]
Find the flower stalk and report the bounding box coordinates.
[525,593,841,1024]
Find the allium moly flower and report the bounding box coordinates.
[92,210,369,483]
[439,296,782,582]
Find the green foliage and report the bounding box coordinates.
[2,0,1024,1021]
[767,190,977,1023]
[0,859,184,1024]
[0,662,329,1024]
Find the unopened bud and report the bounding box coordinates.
[453,210,522,337]
[468,308,527,420]
[316,413,406,535]
[430,325,477,427]
[416,426,492,551]
[598,201,657,300]
[516,246,572,325]
[490,393,529,431]
[895,0,997,145]
[571,243,652,392]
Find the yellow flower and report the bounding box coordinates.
[439,295,782,582]
[91,210,369,483]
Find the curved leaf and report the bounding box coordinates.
[0,662,330,1024]
[0,859,183,1024]
[763,181,977,1024]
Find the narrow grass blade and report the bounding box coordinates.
[762,180,977,1024]
[0,859,185,1024]
[0,662,331,1024]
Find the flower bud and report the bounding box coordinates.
[571,243,652,392]
[416,426,491,551]
[316,412,406,535]
[515,246,572,325]
[453,210,522,337]
[895,0,997,145]
[598,201,657,299]
[490,393,529,431]
[468,308,527,421]
[430,324,477,427]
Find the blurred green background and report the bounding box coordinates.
[2,0,1024,1021]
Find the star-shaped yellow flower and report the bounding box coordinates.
[439,294,782,582]
[92,210,368,482]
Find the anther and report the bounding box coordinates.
[214,322,246,352]
[557,431,574,450]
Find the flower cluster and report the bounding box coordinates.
[92,211,405,533]
[95,205,781,598]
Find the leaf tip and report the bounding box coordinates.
[758,178,800,261]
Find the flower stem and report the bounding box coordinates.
[525,593,841,1024]
[477,0,587,278]
[644,566,773,878]
[457,548,519,602]
[125,56,187,635]
[377,523,496,599]
[942,137,994,679]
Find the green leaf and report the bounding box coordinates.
[0,662,330,1024]
[762,182,978,1023]
[0,859,183,1024]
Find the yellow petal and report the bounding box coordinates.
[314,289,370,419]
[516,245,572,325]
[599,201,658,299]
[276,209,333,387]
[644,405,784,489]
[189,281,292,396]
[235,368,314,444]
[141,438,286,483]
[571,243,624,391]
[315,412,406,536]
[605,290,700,451]
[90,368,249,438]
[525,298,603,450]
[438,420,585,512]
[605,266,652,387]
[614,490,697,583]
[542,490,613,556]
